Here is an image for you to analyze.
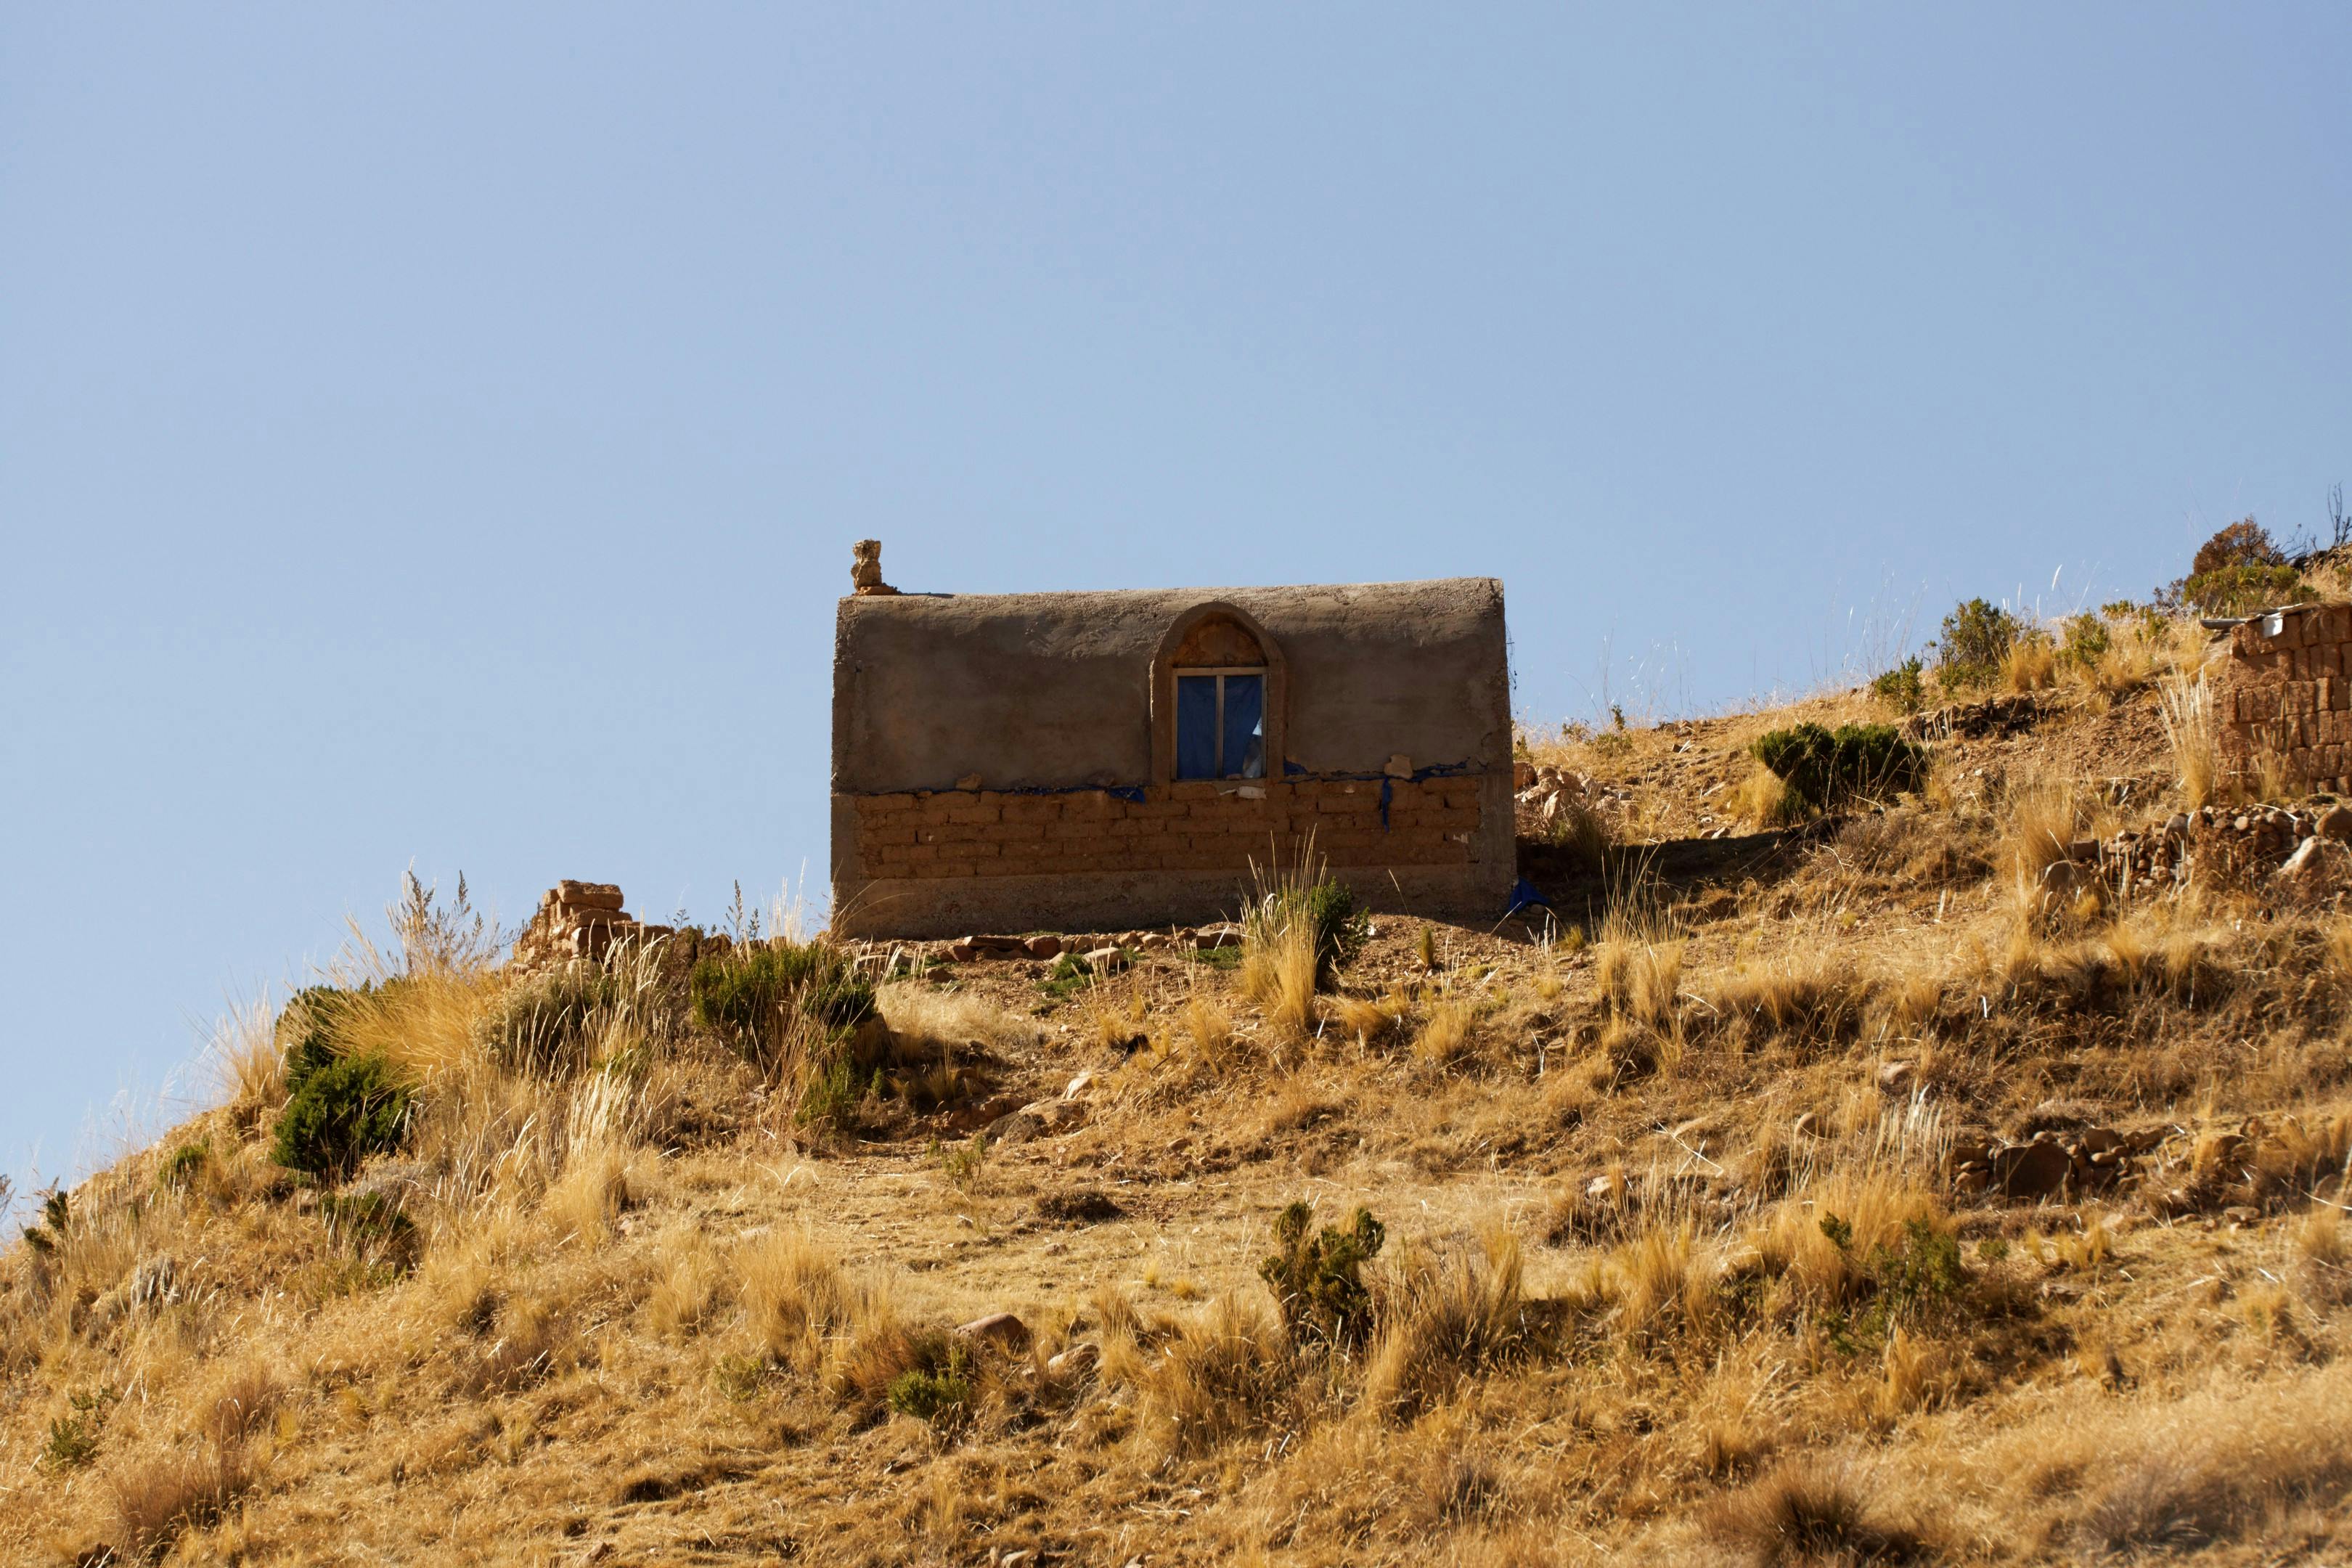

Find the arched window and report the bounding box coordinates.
[1151,604,1286,785]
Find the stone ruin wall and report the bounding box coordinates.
[2216,602,2352,791]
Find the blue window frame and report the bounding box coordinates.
[1174,669,1266,780]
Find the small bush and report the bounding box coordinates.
[158,1141,209,1193]
[1931,597,2020,690]
[1259,1201,1385,1349]
[2184,562,2307,617]
[2169,518,2310,616]
[269,1052,414,1180]
[41,1410,102,1471]
[1253,874,1370,976]
[1752,724,1928,812]
[1869,657,1925,714]
[885,1335,973,1425]
[690,941,875,1066]
[277,984,358,1094]
[473,965,619,1074]
[2057,613,2110,670]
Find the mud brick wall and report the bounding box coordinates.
[2218,603,2352,793]
[848,775,1481,882]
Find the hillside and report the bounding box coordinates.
[5,603,2352,1566]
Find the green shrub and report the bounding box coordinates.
[1751,724,1929,812]
[2166,518,2311,616]
[885,1335,973,1425]
[277,985,357,1095]
[1255,875,1371,977]
[690,941,876,1066]
[1818,1214,1967,1352]
[2184,563,2307,617]
[20,1190,70,1257]
[1259,1202,1385,1349]
[39,1410,101,1472]
[270,1053,413,1180]
[1869,657,1926,714]
[158,1141,209,1193]
[473,965,619,1075]
[2057,613,2111,669]
[1930,598,2020,690]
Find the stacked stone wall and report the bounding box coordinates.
[842,775,1485,883]
[2218,603,2352,792]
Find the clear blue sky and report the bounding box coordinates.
[4,6,2348,1204]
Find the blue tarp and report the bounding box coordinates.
[1502,877,1553,920]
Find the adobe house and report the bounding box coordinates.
[830,542,1514,937]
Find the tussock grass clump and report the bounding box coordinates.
[109,1440,256,1561]
[1705,1458,1923,1566]
[1704,952,1879,1048]
[1240,917,1319,1042]
[736,1227,864,1368]
[1239,846,1368,1039]
[2080,1360,2352,1554]
[2157,669,2219,810]
[1363,1227,1527,1420]
[1125,1293,1295,1455]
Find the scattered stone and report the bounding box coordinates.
[2319,805,2352,843]
[955,1312,1032,1352]
[1034,1189,1123,1225]
[1193,923,1245,950]
[987,1098,1085,1146]
[1139,933,1171,953]
[1024,934,1064,960]
[1083,947,1129,974]
[2273,835,2342,899]
[1991,1141,2074,1201]
[944,939,979,963]
[1045,1342,1101,1377]
[1062,1070,1097,1101]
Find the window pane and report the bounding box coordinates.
[1222,674,1265,779]
[1175,676,1220,780]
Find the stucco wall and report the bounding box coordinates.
[830,577,1512,936]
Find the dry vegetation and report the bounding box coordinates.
[9,600,2352,1565]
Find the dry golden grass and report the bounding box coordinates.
[876,980,1039,1057]
[1362,1225,1525,1419]
[1410,997,1474,1069]
[2158,666,2220,809]
[735,1225,864,1363]
[2002,631,2058,693]
[1239,916,1318,1042]
[25,682,2352,1564]
[1324,988,1402,1048]
[1733,766,1803,829]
